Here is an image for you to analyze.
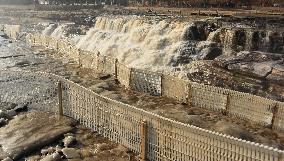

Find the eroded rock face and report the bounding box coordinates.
[227,62,273,78]
[267,64,284,85]
[0,112,75,160]
[214,51,284,79]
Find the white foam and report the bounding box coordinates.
[73,16,196,69]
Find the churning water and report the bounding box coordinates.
[42,15,284,71]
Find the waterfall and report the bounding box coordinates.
[207,28,221,42]
[42,23,76,39]
[73,16,197,69]
[42,24,57,36]
[209,28,284,54]
[50,24,68,39]
[41,15,284,71]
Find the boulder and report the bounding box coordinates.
[227,62,273,78]
[0,102,17,111]
[14,103,28,112]
[0,112,74,160]
[267,64,284,85]
[252,63,273,77]
[63,135,76,147]
[0,118,7,126]
[5,109,17,118]
[40,152,61,161]
[25,155,41,161]
[41,147,56,156]
[214,51,283,69]
[215,51,283,78]
[2,157,13,161]
[62,148,80,159]
[0,110,4,118]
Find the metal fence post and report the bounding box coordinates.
[58,81,63,116]
[46,36,49,47]
[140,119,147,161]
[96,52,100,72]
[187,83,193,106]
[56,40,59,51]
[224,94,230,115]
[279,151,284,161]
[128,68,133,90]
[160,74,164,96]
[114,58,118,79]
[271,103,279,129]
[78,49,82,67]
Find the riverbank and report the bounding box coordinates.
[0,5,284,160]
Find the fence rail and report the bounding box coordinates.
[25,33,284,132]
[162,75,189,103]
[0,24,21,39]
[1,70,284,161]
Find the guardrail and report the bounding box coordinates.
[26,33,284,132]
[0,24,21,39]
[1,70,283,161]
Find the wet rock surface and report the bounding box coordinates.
[22,125,136,161]
[209,51,284,100]
[63,134,77,147]
[0,112,74,160]
[0,38,137,160]
[215,51,284,79]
